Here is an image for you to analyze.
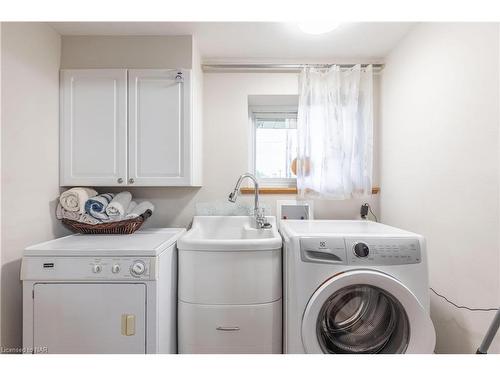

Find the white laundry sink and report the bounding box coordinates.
[177,216,282,251]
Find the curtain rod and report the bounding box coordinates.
[202,63,384,72]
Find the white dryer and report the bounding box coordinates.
[21,228,185,354]
[280,220,435,354]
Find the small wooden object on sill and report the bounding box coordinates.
[240,186,380,195]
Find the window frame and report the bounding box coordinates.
[248,105,299,188]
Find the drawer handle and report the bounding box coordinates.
[216,326,240,331]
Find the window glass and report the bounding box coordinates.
[254,114,297,180]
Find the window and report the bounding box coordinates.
[250,107,298,187]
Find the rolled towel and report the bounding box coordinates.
[106,191,132,218]
[126,201,138,215]
[56,203,101,225]
[126,201,154,218]
[56,203,80,221]
[85,193,115,221]
[79,214,102,225]
[59,187,97,214]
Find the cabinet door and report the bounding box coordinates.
[60,69,128,186]
[128,69,191,186]
[33,283,146,354]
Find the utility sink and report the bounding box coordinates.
[177,216,282,251]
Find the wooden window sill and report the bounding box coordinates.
[240,186,380,195]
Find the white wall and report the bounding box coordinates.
[0,22,3,344]
[380,23,500,353]
[1,22,66,350]
[60,35,381,227]
[110,72,379,229]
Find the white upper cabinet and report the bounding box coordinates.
[128,69,191,186]
[60,69,128,186]
[60,68,201,187]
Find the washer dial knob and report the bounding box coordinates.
[112,264,121,274]
[353,242,370,257]
[130,261,146,276]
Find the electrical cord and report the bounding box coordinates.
[368,204,378,222]
[430,287,499,312]
[360,203,378,222]
[358,204,496,312]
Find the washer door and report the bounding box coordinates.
[302,270,435,354]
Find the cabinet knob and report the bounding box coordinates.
[129,178,135,184]
[117,178,123,184]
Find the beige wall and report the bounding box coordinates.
[1,22,66,350]
[60,35,192,69]
[380,23,500,353]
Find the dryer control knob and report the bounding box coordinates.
[130,261,146,276]
[354,242,370,257]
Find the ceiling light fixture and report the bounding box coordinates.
[298,21,341,35]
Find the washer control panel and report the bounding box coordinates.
[300,237,421,265]
[345,238,421,265]
[21,257,155,281]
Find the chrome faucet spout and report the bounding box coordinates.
[227,173,271,229]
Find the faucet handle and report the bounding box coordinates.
[255,208,271,229]
[228,190,238,203]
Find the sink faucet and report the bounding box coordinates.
[228,173,271,229]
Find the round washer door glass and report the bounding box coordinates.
[317,284,409,353]
[301,270,436,354]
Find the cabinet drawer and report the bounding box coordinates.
[178,249,281,304]
[178,300,282,354]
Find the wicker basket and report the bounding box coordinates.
[62,210,153,235]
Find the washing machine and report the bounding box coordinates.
[280,220,435,354]
[21,228,185,354]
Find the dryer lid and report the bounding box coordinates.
[301,270,435,354]
[24,228,186,256]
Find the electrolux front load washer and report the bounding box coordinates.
[280,220,436,354]
[21,228,185,354]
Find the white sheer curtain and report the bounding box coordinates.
[296,65,374,199]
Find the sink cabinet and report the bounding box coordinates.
[178,300,281,354]
[178,250,281,304]
[60,68,202,187]
[177,216,282,354]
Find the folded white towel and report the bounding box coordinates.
[59,187,97,214]
[56,203,80,221]
[106,191,132,218]
[56,203,101,225]
[126,201,154,218]
[79,214,102,225]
